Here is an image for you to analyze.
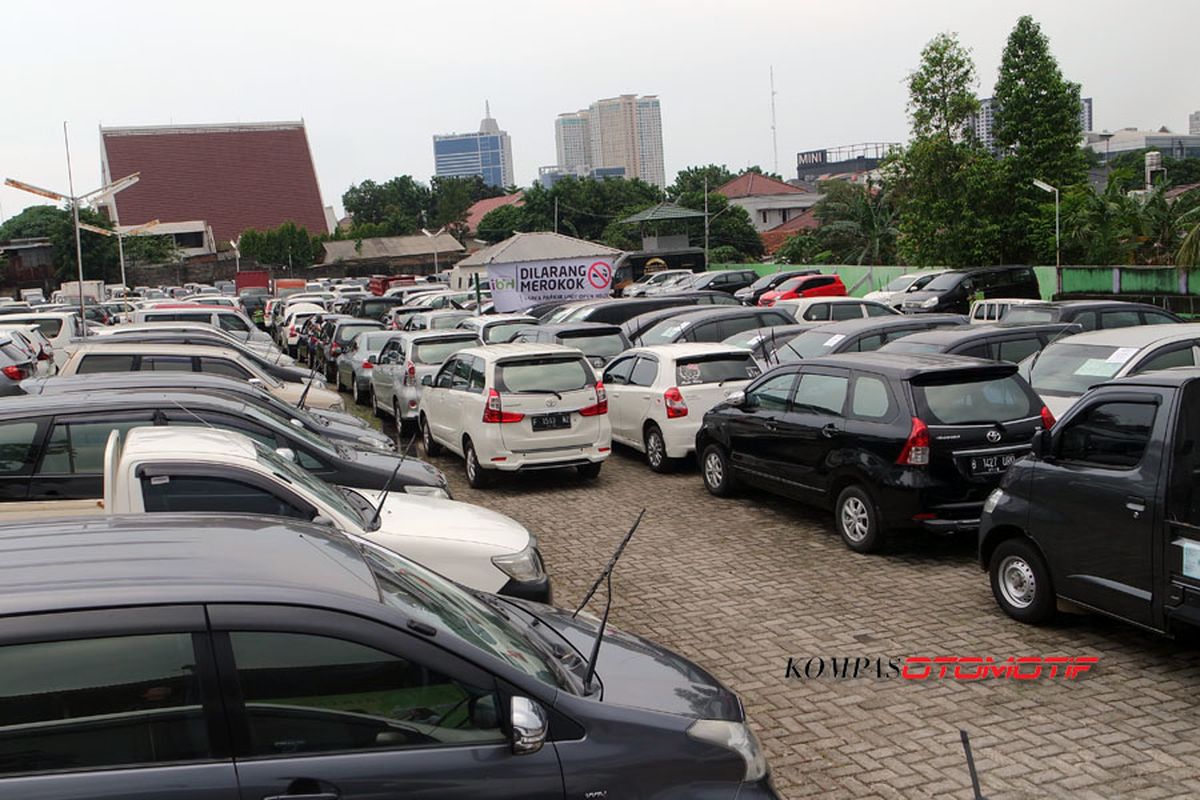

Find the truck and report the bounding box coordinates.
[234,269,271,294]
[0,426,551,601]
[18,288,45,304]
[980,367,1200,635]
[55,279,106,303]
[369,274,418,296]
[272,277,306,298]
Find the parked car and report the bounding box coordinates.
[968,297,1043,324]
[456,313,539,345]
[20,372,394,451]
[280,302,326,355]
[0,512,776,799]
[734,269,821,306]
[722,324,823,367]
[979,368,1200,635]
[623,269,694,297]
[58,342,346,411]
[697,352,1051,552]
[509,323,631,370]
[299,313,350,364]
[1021,323,1200,419]
[341,295,413,321]
[879,323,1081,364]
[335,330,400,402]
[621,305,720,345]
[0,391,448,500]
[419,344,611,488]
[0,332,38,395]
[1000,299,1183,331]
[901,266,1041,315]
[384,304,428,330]
[757,274,848,307]
[131,304,275,349]
[0,324,56,377]
[638,307,795,347]
[372,331,479,425]
[0,312,85,368]
[776,297,900,322]
[89,327,313,384]
[403,309,474,331]
[547,292,739,326]
[317,318,385,382]
[775,315,968,362]
[686,269,761,296]
[862,270,950,309]
[604,344,760,471]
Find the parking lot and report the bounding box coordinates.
[364,406,1200,799]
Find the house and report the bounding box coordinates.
[760,208,820,255]
[464,192,524,236]
[715,172,820,233]
[322,232,464,274]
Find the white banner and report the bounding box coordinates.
[487,258,614,312]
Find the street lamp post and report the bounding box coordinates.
[421,226,447,275]
[1033,179,1060,269]
[79,219,160,294]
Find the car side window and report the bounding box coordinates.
[451,357,472,390]
[467,358,486,393]
[219,315,250,332]
[141,474,312,520]
[604,356,636,385]
[434,359,456,388]
[0,421,42,475]
[629,357,658,387]
[1142,311,1177,325]
[38,418,154,475]
[997,337,1041,364]
[1134,346,1196,374]
[804,303,830,321]
[142,355,194,372]
[1074,311,1098,331]
[793,373,849,416]
[198,357,253,380]
[0,633,211,775]
[1057,401,1157,469]
[747,372,796,412]
[227,631,504,757]
[855,334,887,352]
[830,303,862,321]
[850,375,893,419]
[1100,310,1140,329]
[75,353,136,374]
[865,304,893,317]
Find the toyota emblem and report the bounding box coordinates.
[986,430,1002,443]
[545,398,558,408]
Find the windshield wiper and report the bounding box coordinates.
[368,432,417,531]
[520,389,563,400]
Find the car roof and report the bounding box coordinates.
[122,425,258,461]
[647,306,782,324]
[0,514,379,617]
[792,314,966,335]
[778,297,877,307]
[332,318,384,328]
[398,329,478,342]
[1015,299,1165,310]
[627,343,755,360]
[22,373,263,395]
[535,322,624,334]
[0,389,248,417]
[1100,367,1200,390]
[72,342,240,356]
[462,342,583,361]
[1044,322,1200,349]
[798,351,1019,379]
[884,322,1078,345]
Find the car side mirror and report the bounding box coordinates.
[421,374,433,387]
[510,696,547,756]
[247,377,264,387]
[1031,429,1051,460]
[289,418,304,429]
[311,514,335,527]
[726,389,747,407]
[275,447,297,462]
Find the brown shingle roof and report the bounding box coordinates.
[100,121,329,245]
[715,172,804,198]
[465,192,524,233]
[761,208,820,254]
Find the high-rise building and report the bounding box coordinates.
[551,94,665,187]
[969,96,1093,151]
[1191,111,1200,136]
[432,104,514,188]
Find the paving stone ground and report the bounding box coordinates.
[359,403,1200,799]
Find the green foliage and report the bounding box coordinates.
[476,204,525,244]
[1107,150,1200,192]
[0,205,62,241]
[239,222,323,269]
[774,233,831,265]
[669,165,735,198]
[905,32,980,140]
[812,181,899,265]
[50,207,120,283]
[708,245,740,264]
[743,165,784,182]
[677,191,764,261]
[340,175,505,243]
[1179,206,1200,268]
[122,234,180,270]
[993,15,1088,262]
[519,177,661,242]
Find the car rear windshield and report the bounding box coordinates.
[675,354,760,386]
[335,323,382,344]
[430,315,467,329]
[559,331,626,357]
[912,374,1035,425]
[496,357,593,393]
[483,322,532,344]
[25,318,63,337]
[1028,343,1131,395]
[412,337,475,364]
[923,272,969,291]
[880,341,942,354]
[360,300,396,317]
[1002,307,1057,324]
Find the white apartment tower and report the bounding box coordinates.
[552,94,665,187]
[1191,110,1200,136]
[555,112,591,172]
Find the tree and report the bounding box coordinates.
[429,176,505,241]
[0,205,62,241]
[1108,150,1200,192]
[743,165,785,182]
[906,32,981,141]
[49,207,120,283]
[476,204,524,244]
[122,234,180,270]
[775,232,831,265]
[678,192,764,261]
[341,176,430,236]
[669,165,735,199]
[813,181,899,265]
[992,15,1088,262]
[239,222,323,269]
[1179,206,1200,268]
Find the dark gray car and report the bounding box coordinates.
[0,514,779,799]
[0,332,37,396]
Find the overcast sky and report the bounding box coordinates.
[2,0,1196,223]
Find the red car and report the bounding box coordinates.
[757,274,847,306]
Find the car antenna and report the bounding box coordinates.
[370,432,418,530]
[294,358,321,409]
[169,400,218,430]
[960,729,987,800]
[573,508,646,693]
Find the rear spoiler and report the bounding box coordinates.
[908,362,1018,387]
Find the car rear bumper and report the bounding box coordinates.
[663,418,702,458]
[875,483,991,534]
[488,443,611,472]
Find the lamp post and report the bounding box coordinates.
[5,127,139,337]
[79,219,160,294]
[421,226,447,275]
[229,237,241,271]
[1033,179,1060,269]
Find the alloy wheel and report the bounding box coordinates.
[840,497,871,543]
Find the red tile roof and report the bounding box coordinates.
[761,208,820,254]
[465,192,524,233]
[716,172,804,198]
[101,122,329,245]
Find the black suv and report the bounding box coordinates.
[637,307,794,346]
[774,315,967,362]
[689,269,760,295]
[734,269,821,306]
[696,352,1050,552]
[1000,300,1182,331]
[878,322,1080,364]
[901,266,1040,314]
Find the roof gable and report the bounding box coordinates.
[716,172,804,198]
[465,192,524,233]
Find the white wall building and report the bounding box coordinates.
[1190,111,1200,136]
[551,94,665,187]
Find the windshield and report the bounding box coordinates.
[777,330,847,361]
[431,314,468,329]
[357,331,396,352]
[335,323,383,345]
[361,300,396,317]
[923,272,966,291]
[496,357,592,393]
[912,375,1035,425]
[1003,307,1057,324]
[559,331,627,357]
[413,337,475,364]
[748,273,784,291]
[360,539,571,690]
[483,321,531,344]
[884,275,917,291]
[252,440,369,527]
[641,319,692,345]
[242,403,337,456]
[1028,342,1131,395]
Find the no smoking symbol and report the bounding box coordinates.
[587,261,611,289]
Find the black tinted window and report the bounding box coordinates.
[804,304,830,321]
[39,419,151,475]
[913,375,1035,424]
[996,337,1041,364]
[1100,310,1140,329]
[748,372,795,411]
[628,357,659,387]
[76,354,136,374]
[198,357,252,380]
[0,421,40,475]
[1134,346,1195,373]
[0,633,209,775]
[1058,402,1156,469]
[142,475,310,519]
[675,355,759,386]
[604,356,636,385]
[793,373,849,415]
[142,356,193,372]
[830,303,864,321]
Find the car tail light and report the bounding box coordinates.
[663,386,688,418]
[289,325,297,336]
[403,361,417,386]
[897,417,930,466]
[483,388,524,423]
[1040,405,1056,430]
[37,347,52,361]
[331,343,342,356]
[2,365,27,381]
[361,360,373,369]
[579,381,608,416]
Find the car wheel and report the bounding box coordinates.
[643,424,671,473]
[393,398,404,429]
[352,379,364,405]
[421,415,442,456]
[835,485,885,554]
[989,539,1056,624]
[577,461,602,480]
[371,387,384,418]
[464,439,490,488]
[700,443,736,496]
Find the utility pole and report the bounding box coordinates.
[554,198,559,234]
[703,176,710,268]
[63,123,86,330]
[770,66,779,176]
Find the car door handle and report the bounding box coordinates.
[821,424,839,439]
[1126,495,1147,514]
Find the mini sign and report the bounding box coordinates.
[488,259,614,312]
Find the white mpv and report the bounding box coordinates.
[419,343,611,488]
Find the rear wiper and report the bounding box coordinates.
[521,389,563,400]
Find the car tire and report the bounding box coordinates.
[835,485,885,554]
[464,439,490,488]
[421,415,442,456]
[371,387,384,418]
[577,462,602,480]
[393,398,404,429]
[352,379,366,406]
[700,443,736,496]
[989,538,1056,624]
[643,424,672,473]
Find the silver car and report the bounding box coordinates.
[336,330,400,405]
[455,313,538,345]
[370,330,477,425]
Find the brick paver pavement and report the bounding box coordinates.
[373,405,1200,798]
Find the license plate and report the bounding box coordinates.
[532,413,571,431]
[969,453,1017,475]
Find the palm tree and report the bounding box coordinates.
[1178,206,1200,268]
[815,180,899,265]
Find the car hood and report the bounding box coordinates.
[901,290,942,306]
[351,449,449,491]
[506,600,742,721]
[358,492,529,552]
